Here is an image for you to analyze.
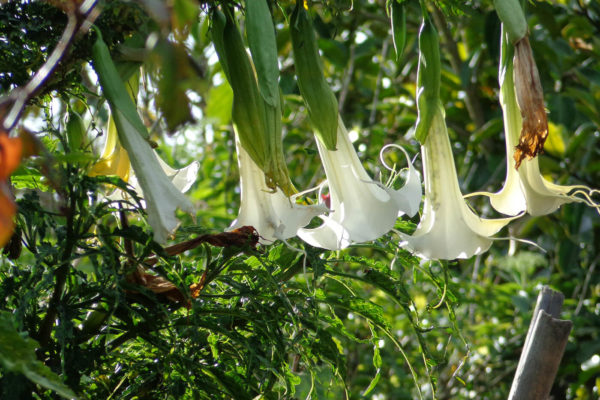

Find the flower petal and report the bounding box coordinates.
[380,143,422,218]
[230,139,327,244]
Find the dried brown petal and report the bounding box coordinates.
[513,37,549,169]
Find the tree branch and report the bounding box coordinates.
[431,7,485,129]
[0,0,100,132]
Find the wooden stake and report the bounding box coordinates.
[508,286,572,400]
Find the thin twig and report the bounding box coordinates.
[431,7,485,129]
[369,38,390,125]
[0,0,99,132]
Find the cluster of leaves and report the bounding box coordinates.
[0,0,599,399]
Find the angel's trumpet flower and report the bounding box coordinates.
[92,33,196,244]
[291,3,421,250]
[230,139,327,244]
[468,29,599,217]
[90,116,198,203]
[298,118,422,250]
[400,106,519,260]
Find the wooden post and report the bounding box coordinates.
[508,286,572,400]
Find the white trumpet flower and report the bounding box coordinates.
[400,107,519,260]
[90,114,198,244]
[117,116,197,244]
[468,33,599,217]
[91,119,199,201]
[230,138,328,245]
[298,117,422,250]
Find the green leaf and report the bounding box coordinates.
[205,81,233,126]
[0,312,78,399]
[320,295,390,330]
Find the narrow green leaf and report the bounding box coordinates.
[321,295,390,330]
[0,312,78,399]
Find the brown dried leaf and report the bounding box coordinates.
[144,226,259,266]
[126,265,190,307]
[513,37,548,169]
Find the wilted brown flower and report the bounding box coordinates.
[513,37,548,169]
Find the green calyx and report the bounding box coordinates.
[290,0,338,151]
[493,0,527,44]
[91,26,149,141]
[389,0,407,61]
[414,17,441,144]
[212,8,296,196]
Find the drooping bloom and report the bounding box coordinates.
[468,30,599,217]
[290,3,421,250]
[399,106,519,260]
[213,7,328,243]
[297,117,422,250]
[91,29,199,245]
[230,138,328,244]
[90,116,198,202]
[116,117,197,244]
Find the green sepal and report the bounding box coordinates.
[212,9,296,196]
[290,0,338,150]
[414,17,441,144]
[389,0,407,61]
[211,9,267,170]
[245,0,280,107]
[91,27,149,140]
[493,0,527,44]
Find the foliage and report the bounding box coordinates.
[0,0,599,399]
